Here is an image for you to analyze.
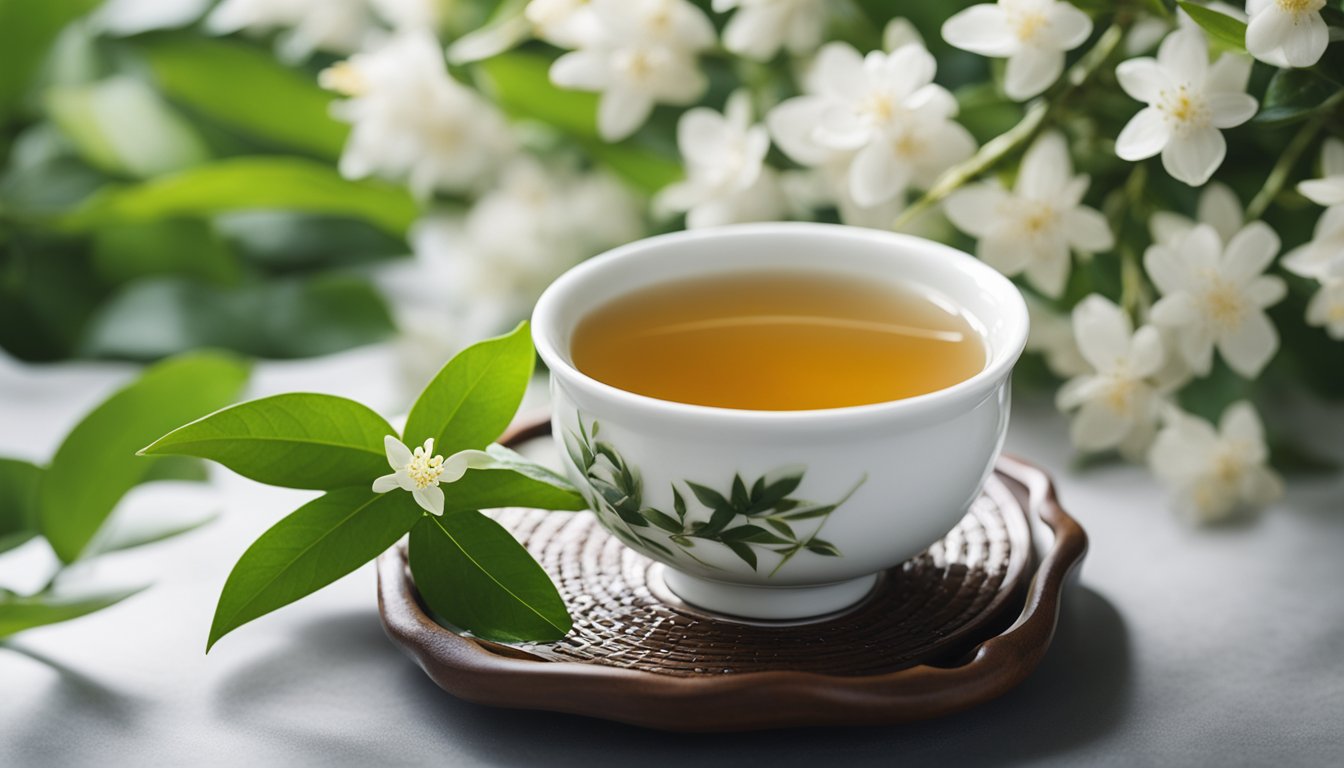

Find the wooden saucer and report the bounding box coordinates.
[377,417,1087,731]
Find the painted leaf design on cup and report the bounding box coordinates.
[565,414,864,575]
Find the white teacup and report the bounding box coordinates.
[533,223,1028,620]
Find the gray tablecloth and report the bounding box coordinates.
[2,346,1341,767]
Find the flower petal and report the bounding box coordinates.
[550,49,610,90]
[766,96,832,165]
[1206,53,1253,94]
[1115,57,1169,103]
[1048,3,1094,50]
[384,435,412,470]
[941,5,1016,57]
[1070,399,1131,451]
[1115,108,1169,161]
[1063,206,1115,252]
[1222,221,1280,282]
[1245,8,1294,64]
[413,484,445,516]
[1130,325,1167,377]
[1246,275,1287,308]
[1281,12,1329,68]
[1150,293,1199,326]
[1016,131,1071,200]
[372,473,401,493]
[1157,28,1208,86]
[1297,178,1344,207]
[1217,310,1278,377]
[1196,182,1243,241]
[1004,47,1064,100]
[1073,295,1132,373]
[1144,245,1190,296]
[1024,240,1072,298]
[1220,400,1265,446]
[1161,126,1225,186]
[848,139,905,207]
[806,41,867,100]
[597,87,654,141]
[1207,92,1257,129]
[978,232,1032,276]
[944,184,1008,238]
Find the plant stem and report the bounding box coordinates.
[1245,104,1338,220]
[893,22,1126,230]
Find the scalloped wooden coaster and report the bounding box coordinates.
[377,417,1087,731]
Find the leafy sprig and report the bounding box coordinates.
[142,322,586,650]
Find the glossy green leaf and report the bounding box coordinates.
[46,76,210,178]
[0,585,148,638]
[216,211,407,271]
[476,52,599,137]
[73,157,418,235]
[137,36,348,159]
[440,444,587,515]
[91,218,241,286]
[142,393,396,490]
[408,511,571,642]
[1177,3,1246,49]
[0,459,42,555]
[0,0,100,122]
[403,322,534,457]
[1255,68,1341,125]
[584,141,680,195]
[38,353,251,563]
[208,488,422,651]
[80,275,395,360]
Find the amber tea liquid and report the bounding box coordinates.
[570,271,985,410]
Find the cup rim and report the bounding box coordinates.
[533,222,1029,427]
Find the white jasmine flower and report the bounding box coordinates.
[526,0,603,48]
[1283,205,1344,339]
[549,0,715,141]
[945,131,1114,297]
[1025,295,1090,378]
[373,436,494,516]
[1145,222,1287,377]
[92,0,211,36]
[1148,402,1283,523]
[1114,29,1258,187]
[1245,0,1329,68]
[713,0,829,61]
[882,18,925,51]
[1056,295,1165,452]
[207,0,371,60]
[767,41,976,208]
[656,91,786,228]
[1298,138,1344,207]
[1149,181,1243,247]
[321,31,515,199]
[941,0,1094,100]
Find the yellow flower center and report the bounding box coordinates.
[318,61,366,97]
[1103,377,1136,413]
[1020,203,1058,237]
[1212,452,1242,485]
[893,130,923,157]
[861,91,897,125]
[618,50,654,80]
[1329,301,1344,323]
[407,443,446,489]
[1198,276,1247,330]
[1010,10,1049,44]
[1157,85,1210,134]
[1276,0,1324,16]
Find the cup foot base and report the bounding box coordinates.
[658,568,880,623]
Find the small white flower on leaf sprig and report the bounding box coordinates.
[1145,222,1287,378]
[1056,295,1166,456]
[767,41,976,209]
[713,0,829,61]
[548,0,715,141]
[1149,181,1244,248]
[1298,138,1344,207]
[373,436,495,516]
[656,91,786,228]
[1245,0,1329,68]
[941,0,1094,101]
[1114,28,1258,187]
[1148,402,1283,523]
[945,130,1114,298]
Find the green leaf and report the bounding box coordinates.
[72,157,418,236]
[440,444,587,515]
[91,218,241,286]
[763,518,794,539]
[718,525,789,545]
[216,211,407,271]
[137,36,348,159]
[0,0,101,123]
[476,52,599,137]
[672,486,687,522]
[39,353,250,563]
[730,475,749,510]
[403,321,535,456]
[46,76,210,178]
[584,141,680,195]
[806,539,841,557]
[1177,3,1246,49]
[641,508,684,533]
[780,503,837,521]
[81,275,395,360]
[686,481,730,512]
[208,488,422,651]
[0,459,42,555]
[0,585,148,638]
[408,511,570,642]
[723,541,758,570]
[92,510,217,555]
[139,456,210,483]
[142,393,397,490]
[1255,68,1341,125]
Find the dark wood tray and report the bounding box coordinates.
[377,417,1087,731]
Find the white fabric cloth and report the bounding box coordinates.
[2,346,1341,765]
